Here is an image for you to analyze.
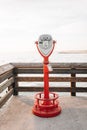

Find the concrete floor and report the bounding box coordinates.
[0,93,87,130]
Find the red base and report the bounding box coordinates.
[32,106,61,118]
[32,92,61,118]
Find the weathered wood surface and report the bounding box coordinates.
[11,62,87,68]
[15,87,87,92]
[14,68,87,74]
[0,77,14,93]
[0,64,14,108]
[0,64,14,76]
[17,76,87,82]
[0,88,13,108]
[0,70,13,83]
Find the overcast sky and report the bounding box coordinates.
[0,0,87,53]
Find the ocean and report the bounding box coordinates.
[0,51,87,65]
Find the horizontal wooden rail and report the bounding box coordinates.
[11,63,87,68]
[17,76,87,82]
[0,77,14,93]
[0,70,13,83]
[14,68,87,74]
[15,87,87,92]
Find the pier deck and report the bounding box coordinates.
[0,93,87,130]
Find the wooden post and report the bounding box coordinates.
[13,68,18,95]
[71,68,76,96]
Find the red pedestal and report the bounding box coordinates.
[32,59,61,117]
[32,92,61,117]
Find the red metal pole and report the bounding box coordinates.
[43,64,49,99]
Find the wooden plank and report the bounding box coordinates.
[14,86,70,92]
[0,88,13,108]
[17,76,87,82]
[0,77,14,93]
[15,87,87,92]
[15,68,72,74]
[75,87,87,92]
[15,68,87,74]
[0,64,14,76]
[11,62,87,68]
[0,70,13,83]
[11,63,43,68]
[15,68,43,74]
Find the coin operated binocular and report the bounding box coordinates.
[32,34,61,117]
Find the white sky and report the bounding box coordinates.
[0,0,87,53]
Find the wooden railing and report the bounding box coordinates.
[12,63,87,96]
[0,64,14,108]
[0,63,87,108]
